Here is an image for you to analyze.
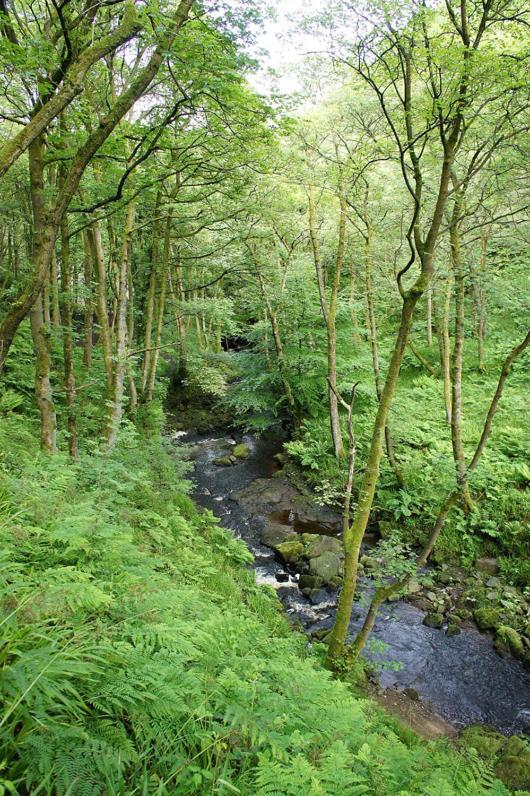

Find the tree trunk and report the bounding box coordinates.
[104,204,135,448]
[141,190,162,391]
[82,230,93,368]
[363,228,401,484]
[326,294,418,663]
[30,293,57,452]
[50,251,61,327]
[59,215,78,458]
[90,222,113,390]
[434,276,452,423]
[144,213,170,402]
[449,211,474,511]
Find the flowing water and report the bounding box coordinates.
[174,429,530,735]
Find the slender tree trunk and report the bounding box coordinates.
[472,233,488,372]
[104,203,135,448]
[50,250,61,327]
[434,276,452,422]
[59,215,78,458]
[363,228,402,484]
[141,190,162,392]
[82,230,93,369]
[326,294,418,663]
[30,293,57,452]
[90,221,113,390]
[257,271,297,418]
[426,285,433,346]
[449,210,474,511]
[126,249,138,414]
[308,183,344,458]
[349,260,362,346]
[144,213,170,402]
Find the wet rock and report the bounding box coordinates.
[495,625,523,657]
[260,522,296,548]
[423,612,444,629]
[274,539,304,565]
[303,534,342,559]
[403,687,420,701]
[309,551,342,583]
[473,607,501,631]
[214,456,234,466]
[308,588,329,605]
[486,576,501,589]
[275,572,289,583]
[459,725,505,759]
[494,736,530,792]
[233,443,250,459]
[298,574,323,590]
[310,628,330,642]
[453,608,472,621]
[523,649,530,671]
[360,554,377,570]
[476,556,499,575]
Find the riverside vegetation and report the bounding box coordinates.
[0,0,529,792]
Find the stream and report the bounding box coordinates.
[175,428,530,736]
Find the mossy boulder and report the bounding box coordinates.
[274,539,304,565]
[495,625,524,657]
[423,612,444,629]
[298,574,323,590]
[214,456,233,466]
[524,620,530,638]
[473,607,501,631]
[446,623,461,637]
[309,551,342,583]
[494,736,530,792]
[459,725,505,760]
[260,522,296,548]
[233,443,250,459]
[303,533,342,559]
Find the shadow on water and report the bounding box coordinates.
[172,427,530,736]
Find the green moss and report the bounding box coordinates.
[495,625,524,656]
[274,539,304,564]
[494,737,530,792]
[473,607,501,631]
[458,725,505,760]
[233,442,250,459]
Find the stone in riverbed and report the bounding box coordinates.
[298,574,323,590]
[475,556,499,575]
[473,607,501,631]
[446,623,461,636]
[214,456,234,466]
[309,551,342,583]
[260,522,296,548]
[495,625,524,657]
[303,533,342,559]
[423,612,444,629]
[233,442,250,459]
[274,539,304,565]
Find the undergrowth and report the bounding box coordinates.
[0,414,510,794]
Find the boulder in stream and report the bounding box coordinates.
[494,625,524,657]
[260,521,296,548]
[274,539,304,565]
[233,443,250,459]
[423,612,444,629]
[309,551,342,583]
